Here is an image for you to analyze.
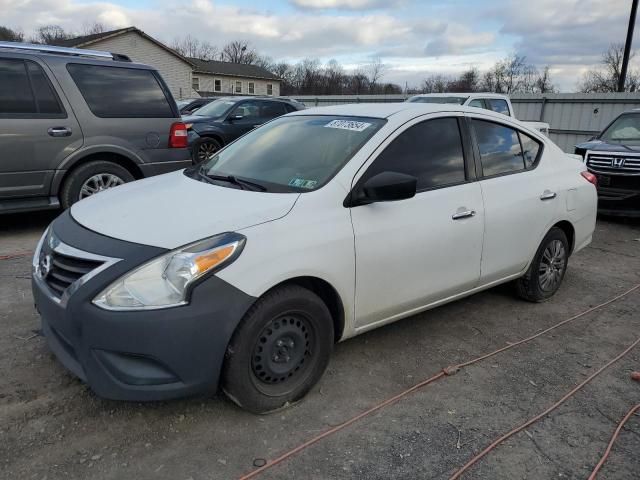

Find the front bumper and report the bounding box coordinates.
[596,186,640,218]
[32,211,255,401]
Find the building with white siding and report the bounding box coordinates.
[55,27,281,100]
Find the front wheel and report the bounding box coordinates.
[222,285,334,414]
[515,227,569,302]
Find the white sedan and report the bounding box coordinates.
[33,103,597,413]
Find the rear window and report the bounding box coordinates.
[0,58,64,117]
[67,64,173,118]
[486,98,510,116]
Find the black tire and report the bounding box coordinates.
[192,137,222,163]
[222,285,334,414]
[60,160,135,209]
[515,227,569,302]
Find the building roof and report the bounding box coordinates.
[189,58,280,82]
[52,26,193,67]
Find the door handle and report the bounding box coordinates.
[452,209,476,220]
[48,127,72,137]
[540,190,557,201]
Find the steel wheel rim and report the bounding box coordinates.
[250,313,315,394]
[539,239,566,292]
[79,173,125,199]
[198,141,219,161]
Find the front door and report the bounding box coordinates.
[224,101,262,142]
[0,57,81,199]
[350,116,484,329]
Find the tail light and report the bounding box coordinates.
[581,171,598,187]
[169,122,188,148]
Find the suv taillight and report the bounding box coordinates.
[581,171,597,187]
[169,122,188,148]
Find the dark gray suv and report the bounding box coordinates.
[0,42,191,214]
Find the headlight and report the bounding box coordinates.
[93,233,245,311]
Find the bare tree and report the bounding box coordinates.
[172,35,218,60]
[82,22,105,36]
[31,25,72,44]
[421,74,451,93]
[0,26,23,42]
[580,43,639,92]
[535,66,555,93]
[221,40,258,64]
[364,57,388,92]
[449,67,480,92]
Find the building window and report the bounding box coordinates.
[214,79,221,92]
[235,81,242,93]
[192,76,199,91]
[248,82,255,94]
[266,83,273,96]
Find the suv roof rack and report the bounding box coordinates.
[0,41,132,62]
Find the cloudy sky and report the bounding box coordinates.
[1,0,638,91]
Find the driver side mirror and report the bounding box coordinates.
[347,171,417,207]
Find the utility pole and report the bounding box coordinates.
[619,0,638,92]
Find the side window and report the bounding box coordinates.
[26,62,63,115]
[362,117,467,191]
[468,99,485,109]
[473,119,525,176]
[67,64,173,118]
[487,98,510,116]
[0,58,63,116]
[231,101,260,120]
[260,101,287,120]
[519,132,541,168]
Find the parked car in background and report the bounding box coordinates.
[183,96,305,162]
[406,93,550,135]
[33,103,596,413]
[0,42,190,214]
[575,109,640,217]
[178,97,219,115]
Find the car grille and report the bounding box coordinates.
[44,250,104,298]
[587,152,640,175]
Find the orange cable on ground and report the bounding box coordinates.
[0,251,32,261]
[237,284,640,480]
[448,336,640,480]
[587,403,640,480]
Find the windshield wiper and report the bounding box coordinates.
[202,172,267,192]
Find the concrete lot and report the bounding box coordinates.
[1,211,639,480]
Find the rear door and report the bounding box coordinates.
[351,115,484,328]
[0,56,82,199]
[468,116,558,283]
[259,101,288,125]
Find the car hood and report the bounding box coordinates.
[70,171,299,250]
[575,139,640,153]
[182,114,221,124]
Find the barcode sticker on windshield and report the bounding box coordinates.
[324,120,371,132]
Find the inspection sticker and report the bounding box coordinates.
[324,119,371,132]
[288,178,318,189]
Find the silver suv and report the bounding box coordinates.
[0,42,191,214]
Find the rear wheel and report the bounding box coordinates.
[515,227,569,302]
[222,285,334,414]
[192,137,221,163]
[60,160,134,208]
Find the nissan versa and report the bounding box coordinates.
[32,103,597,413]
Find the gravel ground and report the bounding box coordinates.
[1,211,639,480]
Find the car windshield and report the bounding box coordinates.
[600,113,640,144]
[408,96,468,105]
[189,115,386,192]
[194,99,237,117]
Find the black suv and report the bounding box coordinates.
[183,97,304,162]
[0,42,190,214]
[575,109,640,217]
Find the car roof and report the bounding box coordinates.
[410,92,509,99]
[293,102,515,119]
